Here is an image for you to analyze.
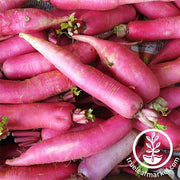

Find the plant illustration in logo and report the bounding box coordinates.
[143,132,162,165]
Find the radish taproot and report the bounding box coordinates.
[73,35,160,103]
[0,70,74,103]
[6,115,132,166]
[115,16,180,41]
[0,8,70,35]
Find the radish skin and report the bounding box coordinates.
[0,70,74,103]
[0,8,70,35]
[175,1,180,9]
[167,109,180,127]
[5,115,132,166]
[3,42,98,79]
[44,0,174,10]
[19,33,143,119]
[0,31,47,64]
[78,130,137,180]
[160,87,180,109]
[73,35,160,102]
[150,57,180,88]
[0,162,78,180]
[150,39,180,65]
[0,0,28,11]
[116,16,180,41]
[0,102,75,131]
[79,5,136,35]
[134,1,180,19]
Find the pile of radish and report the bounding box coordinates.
[0,0,180,179]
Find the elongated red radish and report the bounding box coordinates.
[0,35,14,41]
[115,16,180,41]
[167,109,180,127]
[160,87,180,109]
[0,0,28,11]
[150,39,180,65]
[133,116,180,148]
[44,0,173,10]
[41,118,104,140]
[0,70,74,103]
[150,57,180,88]
[0,102,75,130]
[0,8,70,35]
[78,130,137,180]
[19,33,143,119]
[134,1,180,19]
[73,35,160,102]
[6,115,132,166]
[78,5,136,35]
[0,162,78,180]
[3,42,98,79]
[0,31,47,64]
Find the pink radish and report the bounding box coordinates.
[134,1,180,19]
[150,39,180,65]
[0,162,78,180]
[0,70,74,103]
[0,8,70,35]
[160,87,180,109]
[44,0,173,10]
[0,102,81,131]
[0,31,47,64]
[150,57,180,88]
[115,16,180,41]
[78,130,137,180]
[73,35,160,103]
[0,0,28,11]
[77,5,136,35]
[0,35,14,41]
[5,115,132,166]
[19,33,144,119]
[3,42,98,79]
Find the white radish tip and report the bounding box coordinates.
[19,33,25,38]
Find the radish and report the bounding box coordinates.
[0,0,28,11]
[134,1,180,19]
[78,130,137,180]
[76,5,136,35]
[73,35,160,103]
[19,33,144,120]
[0,162,78,180]
[0,8,70,35]
[0,102,82,131]
[5,115,132,166]
[150,57,180,88]
[0,31,47,64]
[115,16,180,41]
[159,87,180,109]
[2,42,98,79]
[0,35,14,41]
[150,39,180,65]
[44,0,173,10]
[0,70,74,103]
